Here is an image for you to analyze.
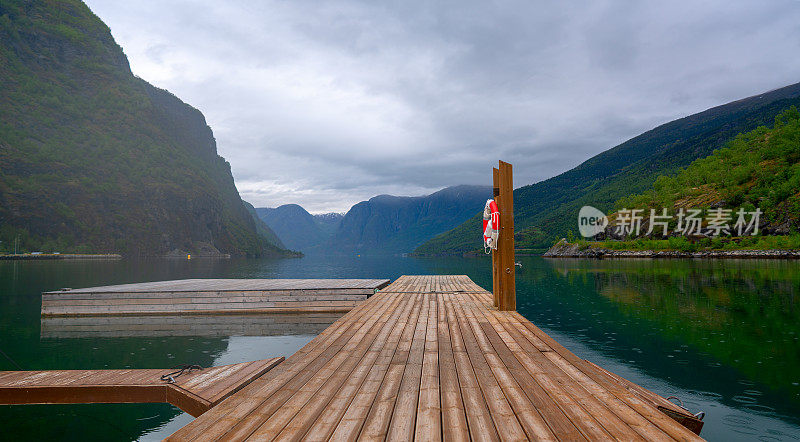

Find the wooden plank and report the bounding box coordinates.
[304,290,418,440]
[44,279,390,294]
[514,315,701,440]
[587,360,704,435]
[443,292,499,442]
[486,307,644,440]
[42,293,369,304]
[167,385,212,417]
[41,315,339,339]
[45,279,389,293]
[414,294,441,441]
[326,292,422,440]
[450,293,529,441]
[42,289,373,301]
[358,293,425,438]
[267,293,404,435]
[43,300,362,311]
[42,305,359,316]
[272,291,414,440]
[437,290,469,442]
[385,287,430,440]
[454,294,553,441]
[470,297,611,440]
[199,359,284,406]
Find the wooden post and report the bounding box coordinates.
[492,168,500,308]
[498,161,516,311]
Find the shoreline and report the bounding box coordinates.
[0,253,123,260]
[543,241,800,259]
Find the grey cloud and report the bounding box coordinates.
[85,0,800,213]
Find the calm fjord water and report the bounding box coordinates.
[1,255,798,441]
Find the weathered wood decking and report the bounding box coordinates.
[0,358,283,417]
[41,313,343,338]
[167,275,703,441]
[41,279,390,316]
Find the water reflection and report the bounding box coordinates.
[545,259,800,399]
[535,258,800,441]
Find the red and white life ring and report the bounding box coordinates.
[483,199,499,251]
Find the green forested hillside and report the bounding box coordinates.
[615,107,800,233]
[0,0,286,256]
[415,82,800,255]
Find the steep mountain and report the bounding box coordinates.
[242,201,285,250]
[0,0,288,256]
[332,185,492,254]
[255,204,328,252]
[313,212,344,236]
[416,82,800,255]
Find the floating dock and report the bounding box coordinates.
[40,313,343,338]
[0,358,283,417]
[167,275,704,441]
[41,279,390,316]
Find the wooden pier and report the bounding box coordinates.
[0,358,283,417]
[41,279,389,316]
[167,275,704,441]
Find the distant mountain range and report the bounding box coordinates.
[415,81,800,255]
[0,0,289,257]
[256,185,491,254]
[255,205,342,252]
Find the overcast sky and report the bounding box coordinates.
[85,0,800,213]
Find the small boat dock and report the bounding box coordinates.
[41,278,390,316]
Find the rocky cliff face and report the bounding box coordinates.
[0,0,286,256]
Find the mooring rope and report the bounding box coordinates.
[667,396,686,410]
[160,364,202,383]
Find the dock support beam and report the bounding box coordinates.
[493,161,516,311]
